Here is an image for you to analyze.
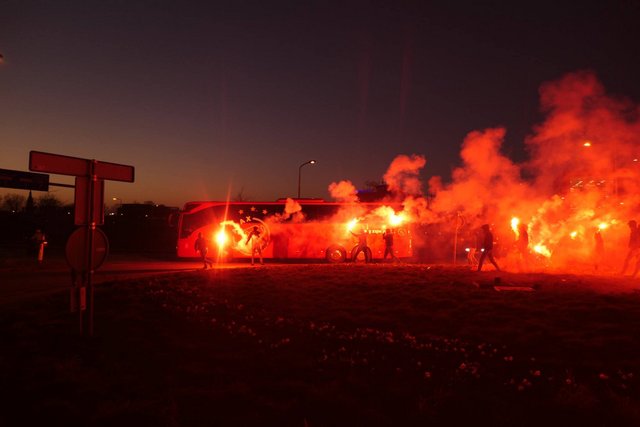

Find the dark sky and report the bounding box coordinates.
[2,0,640,207]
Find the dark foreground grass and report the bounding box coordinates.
[2,264,640,426]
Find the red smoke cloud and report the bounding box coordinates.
[383,154,426,196]
[328,180,359,203]
[224,70,639,273]
[420,70,640,272]
[430,127,527,218]
[527,70,640,197]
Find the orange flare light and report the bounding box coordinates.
[388,211,405,227]
[511,217,520,238]
[346,218,358,232]
[533,244,551,258]
[215,229,228,247]
[598,222,608,230]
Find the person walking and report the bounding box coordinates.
[620,220,640,276]
[516,223,529,271]
[594,228,605,272]
[477,224,501,272]
[382,228,398,261]
[31,228,47,264]
[350,229,371,263]
[245,226,264,265]
[194,232,213,269]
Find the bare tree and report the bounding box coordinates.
[233,187,248,202]
[36,194,63,211]
[2,193,26,213]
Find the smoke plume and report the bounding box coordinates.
[383,154,426,196]
[328,180,359,203]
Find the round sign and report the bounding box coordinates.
[65,227,109,272]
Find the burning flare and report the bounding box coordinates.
[215,228,228,247]
[346,218,359,232]
[511,217,520,239]
[533,244,552,258]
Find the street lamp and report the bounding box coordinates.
[297,160,316,199]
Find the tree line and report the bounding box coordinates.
[1,192,64,213]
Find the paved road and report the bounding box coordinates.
[0,253,245,303]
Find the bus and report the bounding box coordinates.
[176,198,413,262]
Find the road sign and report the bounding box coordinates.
[29,150,134,337]
[65,227,109,271]
[29,151,88,176]
[94,161,135,182]
[74,177,105,225]
[0,168,49,191]
[29,151,135,182]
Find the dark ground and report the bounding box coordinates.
[2,263,640,426]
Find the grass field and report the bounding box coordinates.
[2,264,640,426]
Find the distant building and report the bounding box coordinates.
[114,203,179,224]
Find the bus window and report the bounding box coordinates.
[179,206,219,238]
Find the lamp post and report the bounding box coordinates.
[297,160,316,199]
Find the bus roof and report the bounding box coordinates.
[181,199,403,213]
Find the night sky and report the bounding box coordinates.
[2,0,640,207]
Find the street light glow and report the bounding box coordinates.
[297,159,317,199]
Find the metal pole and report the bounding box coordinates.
[78,269,83,336]
[453,227,458,266]
[297,164,302,198]
[297,160,315,199]
[453,212,463,265]
[87,160,97,337]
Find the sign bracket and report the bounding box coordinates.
[28,150,134,337]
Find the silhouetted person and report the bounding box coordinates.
[245,226,264,265]
[594,229,604,272]
[351,229,371,263]
[620,220,640,276]
[477,224,501,272]
[194,232,213,269]
[382,228,397,261]
[31,228,47,264]
[516,223,530,271]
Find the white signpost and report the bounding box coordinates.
[29,151,134,336]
